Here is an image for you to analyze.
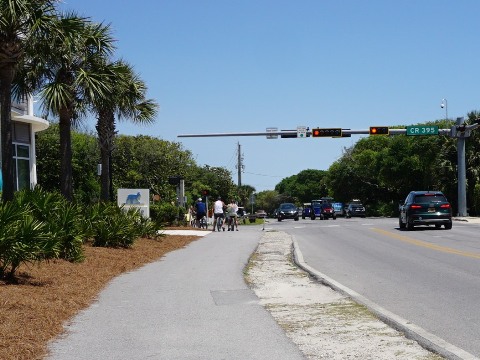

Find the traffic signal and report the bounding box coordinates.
[168,176,181,185]
[311,128,342,137]
[201,189,209,196]
[369,126,389,135]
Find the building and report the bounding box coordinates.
[1,96,49,191]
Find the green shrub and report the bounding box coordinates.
[14,188,85,262]
[0,201,57,280]
[150,202,179,226]
[369,201,397,217]
[88,203,139,248]
[124,207,160,239]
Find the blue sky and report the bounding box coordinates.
[59,0,480,192]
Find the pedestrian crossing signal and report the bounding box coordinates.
[369,126,389,135]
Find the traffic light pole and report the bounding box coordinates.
[179,123,478,217]
[457,126,467,216]
[178,128,452,138]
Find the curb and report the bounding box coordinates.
[291,235,478,360]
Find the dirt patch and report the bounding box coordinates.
[0,234,199,360]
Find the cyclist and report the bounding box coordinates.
[226,200,238,231]
[213,196,226,231]
[194,198,206,228]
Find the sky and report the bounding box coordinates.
[57,0,480,192]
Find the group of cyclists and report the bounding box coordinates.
[190,196,239,231]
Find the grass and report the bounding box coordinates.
[0,232,199,360]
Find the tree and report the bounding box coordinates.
[91,60,158,202]
[0,0,58,201]
[112,135,198,203]
[255,190,284,215]
[38,14,115,201]
[275,169,328,203]
[35,123,100,203]
[237,184,256,208]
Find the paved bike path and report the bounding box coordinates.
[46,226,305,360]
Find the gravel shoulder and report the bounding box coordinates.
[245,230,444,360]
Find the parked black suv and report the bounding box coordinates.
[399,191,452,230]
[345,203,366,218]
[277,203,299,221]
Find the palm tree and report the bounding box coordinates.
[237,184,256,208]
[91,60,158,201]
[0,0,58,202]
[39,13,115,201]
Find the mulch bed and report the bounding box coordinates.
[0,234,199,360]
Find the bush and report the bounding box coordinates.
[87,203,144,248]
[0,187,162,279]
[14,188,85,262]
[370,201,398,217]
[120,206,160,240]
[0,200,57,280]
[150,202,180,226]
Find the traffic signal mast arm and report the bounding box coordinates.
[178,127,454,138]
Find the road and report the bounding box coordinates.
[266,216,480,358]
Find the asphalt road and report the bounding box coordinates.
[269,216,480,358]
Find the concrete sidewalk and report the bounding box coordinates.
[46,226,305,360]
[453,216,480,224]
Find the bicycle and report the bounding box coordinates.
[227,215,237,231]
[214,215,225,232]
[199,216,208,229]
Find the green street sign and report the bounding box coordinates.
[406,125,439,136]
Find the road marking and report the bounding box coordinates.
[371,228,480,260]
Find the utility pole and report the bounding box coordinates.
[237,142,243,186]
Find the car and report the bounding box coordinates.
[301,203,311,219]
[255,209,267,219]
[309,199,325,220]
[318,203,336,220]
[332,202,344,216]
[277,203,299,221]
[345,203,366,218]
[399,191,452,230]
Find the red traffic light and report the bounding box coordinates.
[201,189,209,196]
[311,128,342,137]
[369,126,389,135]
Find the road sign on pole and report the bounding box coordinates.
[266,127,278,139]
[406,125,439,136]
[296,126,307,138]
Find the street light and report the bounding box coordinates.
[441,98,448,120]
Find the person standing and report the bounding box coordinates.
[194,198,206,228]
[213,196,225,231]
[188,205,195,227]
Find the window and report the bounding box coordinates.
[13,122,31,143]
[13,144,31,191]
[414,195,447,203]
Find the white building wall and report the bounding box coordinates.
[3,95,49,190]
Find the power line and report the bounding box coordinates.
[243,171,283,178]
